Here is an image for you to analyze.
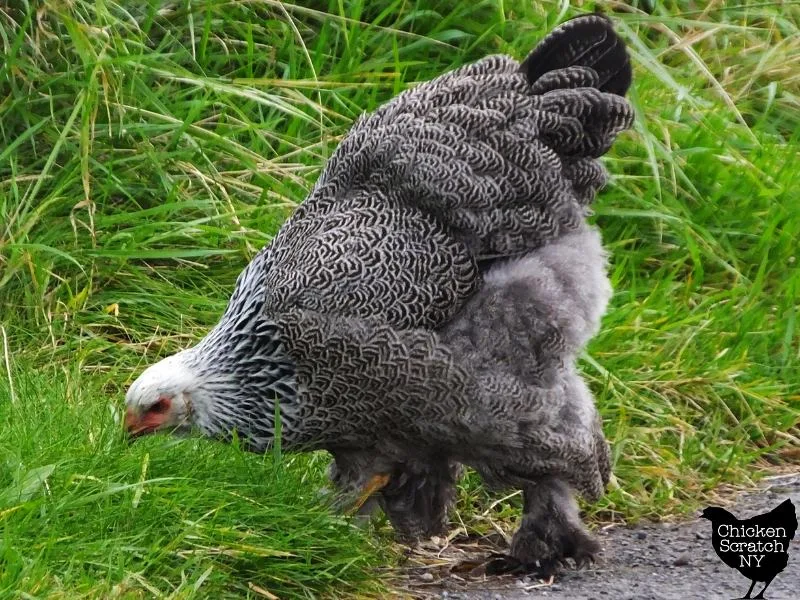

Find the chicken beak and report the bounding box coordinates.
[124,408,144,438]
[125,407,167,438]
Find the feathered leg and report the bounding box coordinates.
[328,451,460,540]
[379,461,462,542]
[327,450,391,518]
[488,477,600,576]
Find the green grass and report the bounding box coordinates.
[1,0,799,596]
[0,369,384,598]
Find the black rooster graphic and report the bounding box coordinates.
[700,499,797,599]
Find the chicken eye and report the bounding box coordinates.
[150,396,172,414]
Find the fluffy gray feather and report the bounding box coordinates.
[126,14,634,572]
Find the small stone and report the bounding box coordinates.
[636,531,647,540]
[674,554,690,566]
[695,531,705,540]
[430,536,442,545]
[419,572,434,582]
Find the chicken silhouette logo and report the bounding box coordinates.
[699,499,797,599]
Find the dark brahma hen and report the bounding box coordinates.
[126,14,634,574]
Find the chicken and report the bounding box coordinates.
[125,14,634,573]
[700,499,797,599]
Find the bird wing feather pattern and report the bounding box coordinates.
[261,19,632,326]
[126,14,635,566]
[278,308,609,500]
[257,15,633,499]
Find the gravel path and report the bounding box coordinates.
[404,473,800,600]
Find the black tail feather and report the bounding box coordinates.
[522,14,632,97]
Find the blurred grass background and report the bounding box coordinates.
[1,0,799,597]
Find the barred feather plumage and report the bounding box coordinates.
[126,13,635,569]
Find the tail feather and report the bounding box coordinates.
[522,14,632,97]
[310,15,634,260]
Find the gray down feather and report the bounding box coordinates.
[126,13,635,554]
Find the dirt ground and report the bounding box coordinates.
[399,472,800,600]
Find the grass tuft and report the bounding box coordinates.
[0,368,383,598]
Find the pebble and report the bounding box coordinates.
[674,554,691,566]
[419,572,434,582]
[636,531,647,540]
